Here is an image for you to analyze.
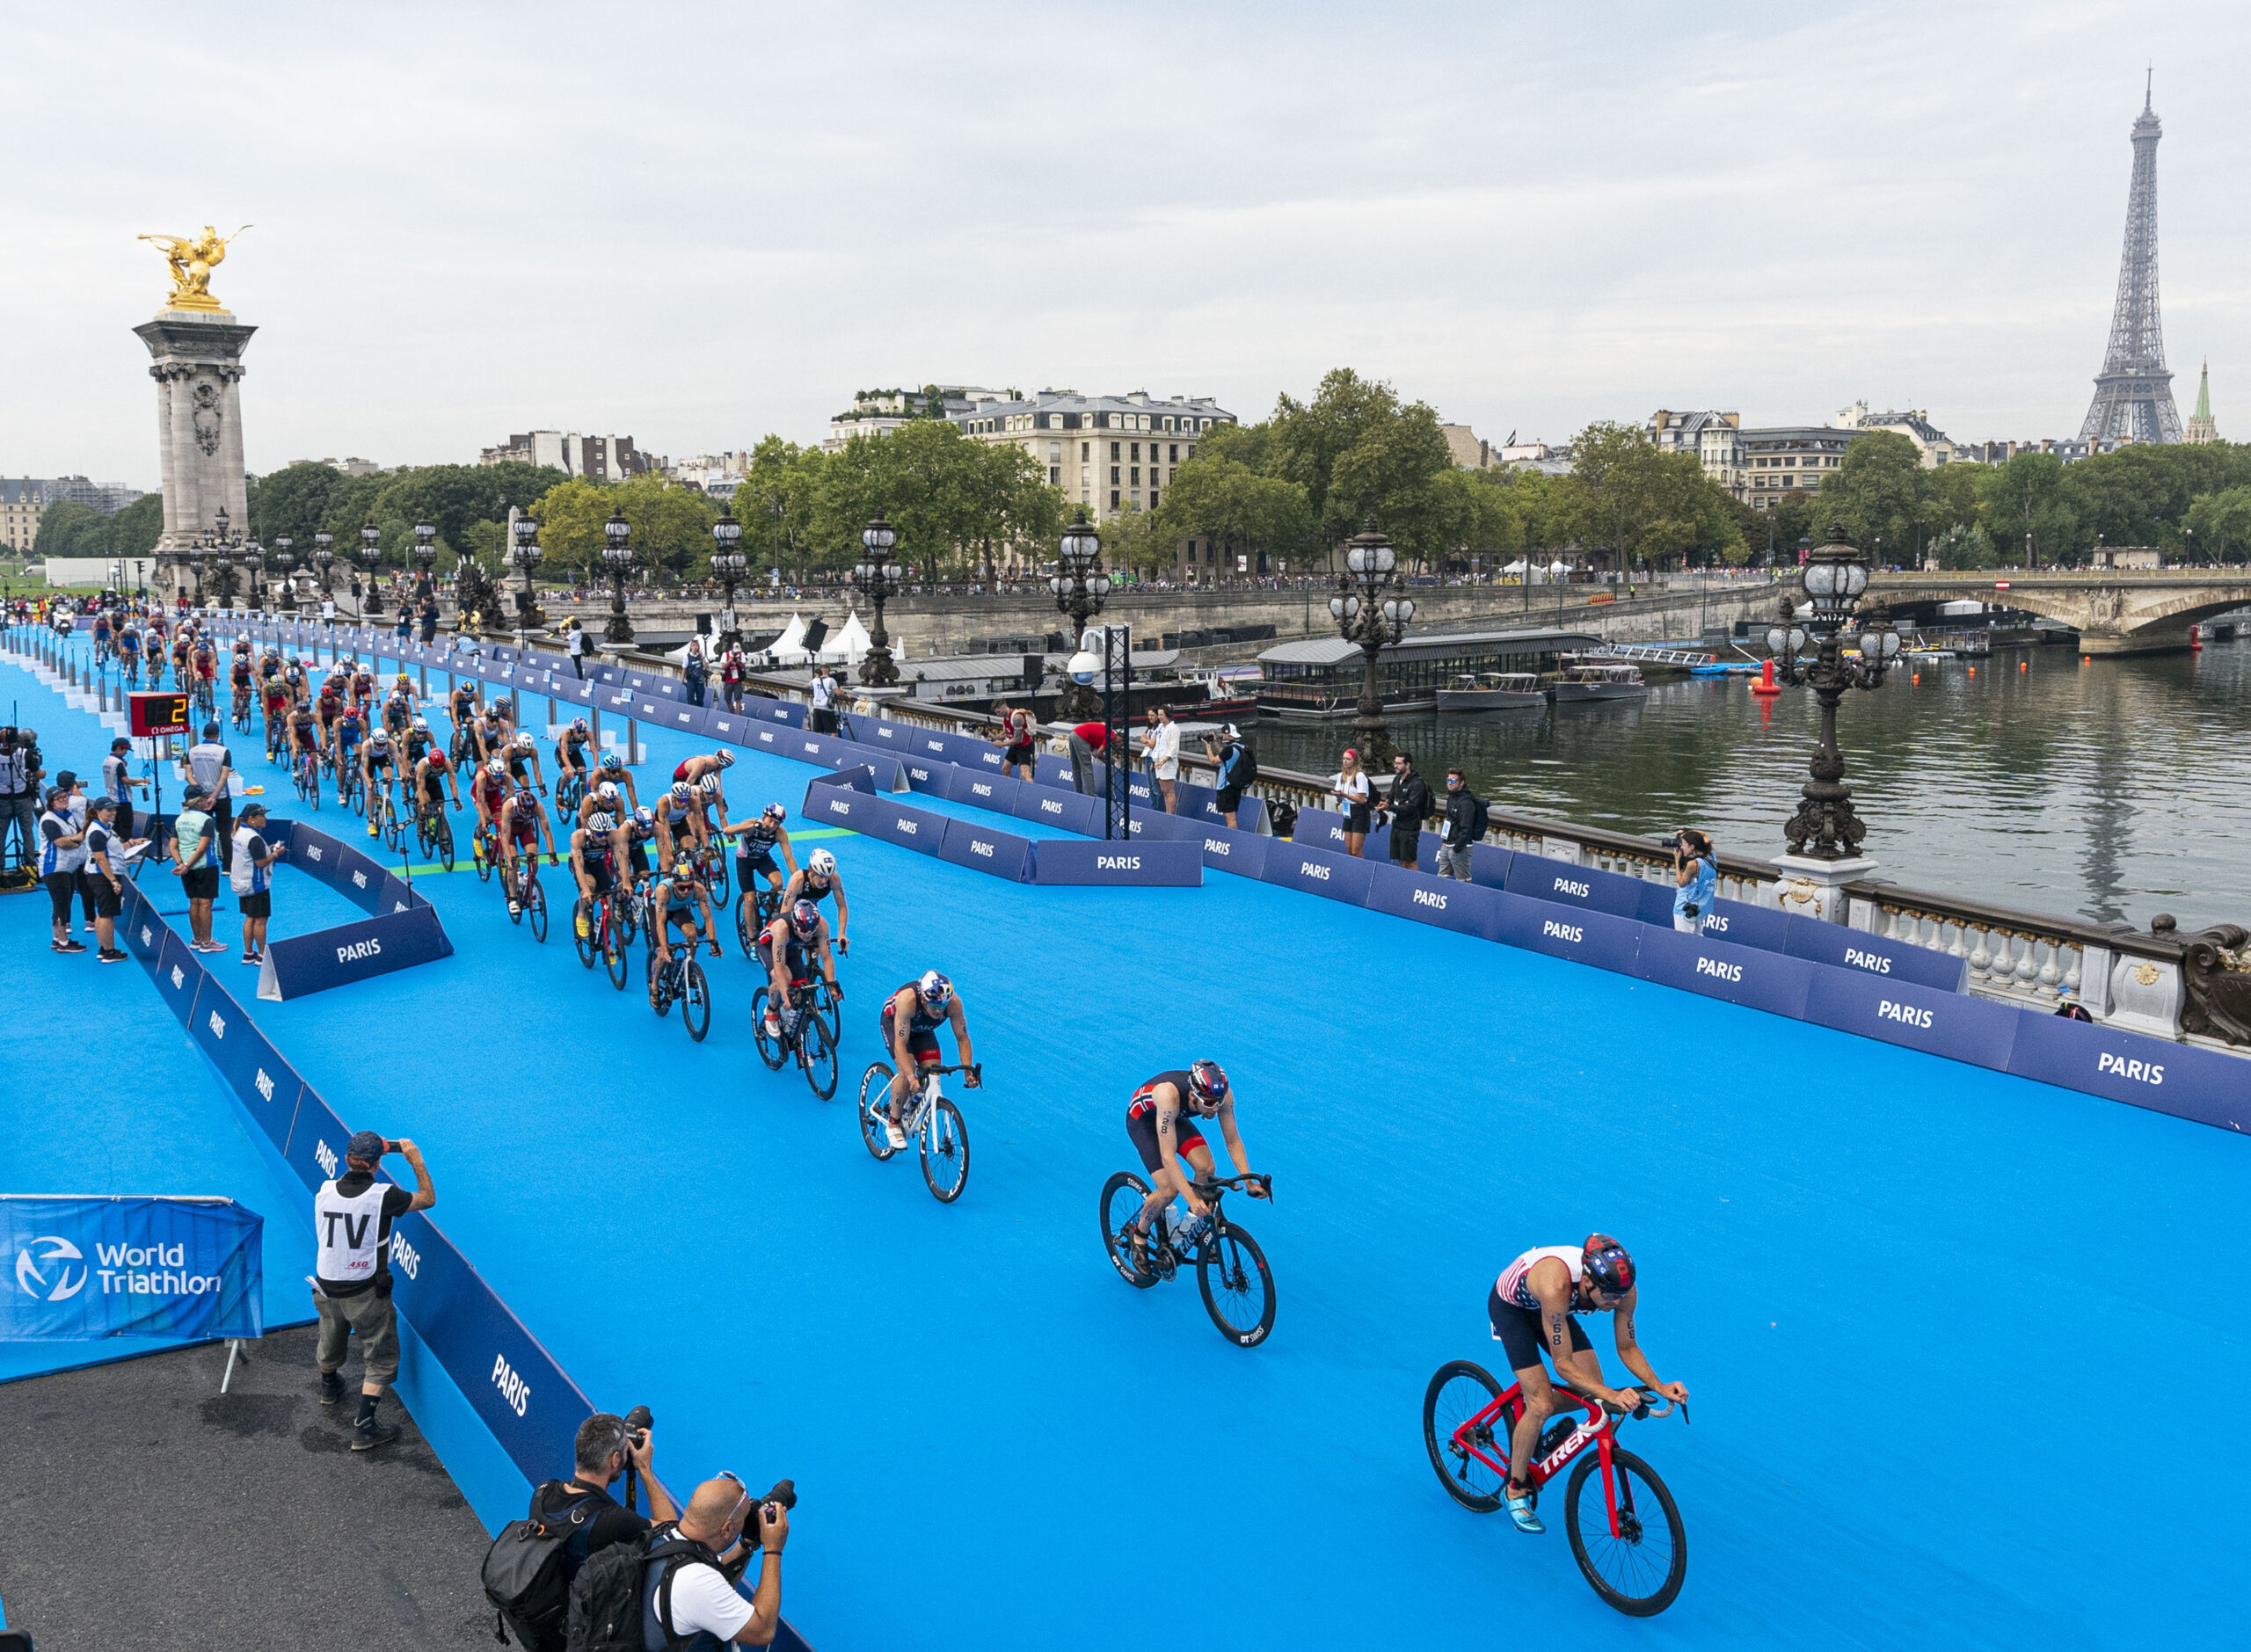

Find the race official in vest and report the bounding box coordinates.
[101,736,148,842]
[38,783,90,952]
[186,721,236,870]
[313,1130,436,1452]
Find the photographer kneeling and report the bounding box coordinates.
[1670,828,1716,934]
[568,1473,791,1648]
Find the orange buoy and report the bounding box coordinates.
[1912,673,1920,685]
[1751,657,1781,697]
[2020,659,2029,672]
[1968,666,1976,677]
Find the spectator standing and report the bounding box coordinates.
[684,639,709,708]
[1437,767,1486,882]
[419,597,439,644]
[38,784,89,953]
[1201,723,1256,829]
[809,663,840,734]
[565,618,587,679]
[313,1131,435,1452]
[171,785,226,954]
[320,592,338,626]
[1138,706,1180,812]
[0,728,40,872]
[1672,828,1716,933]
[231,800,279,964]
[83,795,131,962]
[1330,748,1372,856]
[187,721,236,870]
[1387,752,1431,870]
[721,645,747,714]
[1067,718,1106,796]
[101,736,148,842]
[991,700,1034,782]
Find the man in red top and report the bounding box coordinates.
[992,701,1038,783]
[1067,719,1107,796]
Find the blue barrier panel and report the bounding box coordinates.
[1468,842,1516,889]
[2002,1012,2251,1132]
[281,1088,355,1193]
[742,723,789,756]
[780,731,837,766]
[1699,895,1791,952]
[385,1209,598,1486]
[744,696,805,728]
[1033,753,1075,789]
[936,818,1033,882]
[1012,786,1100,836]
[1029,839,1202,886]
[869,798,950,855]
[1784,916,1968,993]
[1121,810,1202,842]
[858,719,914,752]
[1364,864,1504,937]
[902,758,947,796]
[943,766,1024,815]
[121,880,169,978]
[800,783,868,829]
[151,930,203,1027]
[1194,823,1270,879]
[186,977,305,1144]
[707,711,753,745]
[1632,924,1817,1020]
[1504,852,1653,921]
[1186,790,1267,833]
[1260,841,1378,907]
[898,726,973,766]
[1801,968,2024,1072]
[654,702,703,737]
[1290,806,1392,860]
[835,749,906,791]
[812,765,880,796]
[257,905,455,1001]
[1487,892,1645,973]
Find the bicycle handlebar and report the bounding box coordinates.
[1193,1172,1272,1200]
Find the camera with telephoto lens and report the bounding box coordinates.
[1656,829,1689,853]
[720,1478,798,1582]
[623,1404,652,1452]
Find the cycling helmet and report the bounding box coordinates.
[807,848,836,877]
[599,752,623,772]
[412,716,430,732]
[572,717,589,735]
[487,759,507,779]
[1186,1059,1228,1110]
[789,899,820,937]
[761,801,786,823]
[597,782,620,804]
[426,752,449,773]
[917,970,953,1009]
[586,811,616,834]
[1581,1235,1635,1299]
[396,672,411,685]
[696,774,721,796]
[712,750,734,769]
[515,783,538,806]
[632,806,656,832]
[669,781,693,803]
[514,731,535,752]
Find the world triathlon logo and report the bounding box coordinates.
[14,1235,88,1301]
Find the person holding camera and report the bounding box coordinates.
[639,1474,792,1648]
[312,1131,435,1452]
[1670,828,1716,933]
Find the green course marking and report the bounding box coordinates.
[790,826,855,840]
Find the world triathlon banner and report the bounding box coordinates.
[0,1196,264,1342]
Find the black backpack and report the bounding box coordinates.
[482,1481,601,1650]
[565,1529,715,1652]
[1469,794,1490,841]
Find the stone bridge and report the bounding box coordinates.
[1869,571,2251,656]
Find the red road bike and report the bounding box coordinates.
[1422,1363,1688,1615]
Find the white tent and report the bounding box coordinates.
[1502,559,1530,574]
[824,609,873,665]
[1548,559,1570,574]
[765,612,810,664]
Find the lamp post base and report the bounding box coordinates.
[1768,853,1879,928]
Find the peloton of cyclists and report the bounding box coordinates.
[1484,1238,1689,1534]
[877,972,977,1149]
[755,899,839,1040]
[1120,1062,1265,1274]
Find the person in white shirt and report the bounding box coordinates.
[565,619,587,680]
[808,666,839,734]
[639,1475,792,1647]
[1330,747,1372,857]
[1138,707,1181,813]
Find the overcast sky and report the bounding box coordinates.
[6,3,2246,488]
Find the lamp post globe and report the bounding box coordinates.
[601,509,635,644]
[355,521,384,617]
[509,515,545,630]
[1049,507,1109,717]
[1765,524,1898,862]
[1332,515,1407,766]
[408,519,440,609]
[855,509,902,688]
[273,534,296,613]
[312,532,335,609]
[710,504,747,645]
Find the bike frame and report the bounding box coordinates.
[1449,1382,1630,1535]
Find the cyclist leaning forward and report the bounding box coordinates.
[649,865,722,1008]
[1122,1063,1265,1272]
[755,899,839,1038]
[499,781,558,913]
[1485,1238,1689,1534]
[876,972,977,1148]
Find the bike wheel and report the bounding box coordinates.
[602,921,628,989]
[681,960,710,1042]
[708,853,730,906]
[857,1062,900,1160]
[526,877,548,942]
[1098,1171,1158,1288]
[751,989,787,1070]
[733,891,755,956]
[1422,1361,1510,1513]
[436,817,455,873]
[474,831,492,882]
[505,865,523,923]
[919,1098,969,1202]
[572,899,596,968]
[819,977,841,1044]
[799,1010,837,1100]
[650,952,674,1016]
[1565,1446,1686,1617]
[1197,1221,1276,1348]
[384,803,404,853]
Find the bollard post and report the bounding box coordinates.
[419,664,428,698]
[628,717,639,765]
[548,695,557,731]
[592,705,601,754]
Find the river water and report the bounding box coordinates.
[1246,637,2251,930]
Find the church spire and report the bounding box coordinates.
[2185,360,2219,443]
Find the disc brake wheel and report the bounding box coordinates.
[1098,1171,1157,1287]
[1422,1361,1510,1512]
[681,961,710,1042]
[1196,1222,1276,1348]
[919,1098,969,1202]
[857,1062,900,1160]
[799,1011,837,1100]
[751,989,787,1070]
[1564,1446,1686,1616]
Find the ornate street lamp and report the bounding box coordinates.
[855,510,902,687]
[241,539,265,615]
[709,503,747,645]
[183,539,210,613]
[357,521,384,616]
[1328,516,1412,766]
[601,509,635,644]
[273,533,296,612]
[1047,508,1110,717]
[312,530,336,610]
[412,519,440,605]
[510,515,545,630]
[1764,524,1902,862]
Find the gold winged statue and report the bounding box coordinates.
[138,224,251,311]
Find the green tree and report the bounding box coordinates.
[1564,422,1742,568]
[250,461,343,547]
[1978,452,2078,567]
[1929,522,1997,570]
[1157,455,1313,576]
[1267,368,1457,559]
[112,492,164,557]
[1810,432,1923,563]
[33,502,112,560]
[531,476,714,582]
[2182,484,2251,563]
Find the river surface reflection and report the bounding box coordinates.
[1245,637,2251,929]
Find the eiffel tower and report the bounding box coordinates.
[2080,77,2183,445]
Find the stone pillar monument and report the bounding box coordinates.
[132,226,256,600]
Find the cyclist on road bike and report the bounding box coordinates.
[470,757,511,848]
[554,718,593,793]
[350,659,375,710]
[671,749,733,789]
[1121,1062,1265,1273]
[91,609,112,660]
[876,972,977,1148]
[382,677,416,739]
[570,810,622,934]
[447,681,479,756]
[116,621,142,679]
[655,781,704,870]
[723,803,798,913]
[756,899,839,1037]
[781,849,849,953]
[403,715,436,772]
[361,727,401,829]
[288,699,323,776]
[694,769,729,836]
[472,698,515,767]
[622,805,659,900]
[650,870,723,1009]
[499,782,557,913]
[261,671,295,756]
[505,729,547,795]
[331,702,366,800]
[592,749,638,814]
[1486,1238,1689,1535]
[414,748,461,821]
